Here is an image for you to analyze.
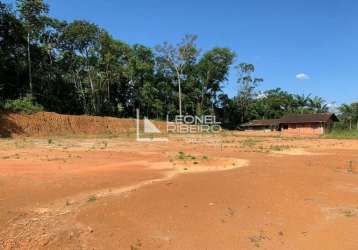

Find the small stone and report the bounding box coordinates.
[88,226,94,233]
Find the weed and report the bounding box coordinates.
[130,239,142,250]
[227,207,235,216]
[347,160,355,174]
[88,195,97,202]
[342,209,356,217]
[48,138,53,144]
[178,151,185,160]
[241,138,260,149]
[270,145,290,151]
[248,232,267,248]
[101,141,108,149]
[202,155,209,160]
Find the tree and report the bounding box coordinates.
[236,63,263,123]
[252,88,296,119]
[308,96,328,113]
[339,103,358,130]
[60,20,102,113]
[0,1,27,100]
[294,94,311,114]
[155,34,199,116]
[16,0,49,95]
[196,48,235,115]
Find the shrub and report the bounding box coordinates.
[4,96,43,114]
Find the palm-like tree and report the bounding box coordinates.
[294,94,311,113]
[309,96,328,113]
[339,104,353,129]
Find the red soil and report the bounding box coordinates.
[1,113,358,249]
[0,112,166,137]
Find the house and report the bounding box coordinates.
[241,113,339,135]
[240,119,280,132]
[279,113,338,135]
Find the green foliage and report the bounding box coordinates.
[236,63,263,123]
[4,96,43,114]
[323,129,358,139]
[337,103,358,129]
[270,145,290,151]
[0,0,346,129]
[17,0,49,34]
[177,151,186,160]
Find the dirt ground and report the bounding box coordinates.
[1,134,358,250]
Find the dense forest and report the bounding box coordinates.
[0,0,357,129]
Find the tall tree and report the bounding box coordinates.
[0,1,27,100]
[155,34,199,116]
[196,47,235,115]
[236,63,263,123]
[16,0,49,95]
[60,20,101,113]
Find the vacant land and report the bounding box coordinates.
[1,134,358,250]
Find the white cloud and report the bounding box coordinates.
[256,92,267,99]
[295,73,310,80]
[327,102,338,113]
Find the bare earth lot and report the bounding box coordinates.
[1,134,358,249]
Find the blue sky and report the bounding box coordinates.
[9,0,358,105]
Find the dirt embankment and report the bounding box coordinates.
[0,112,166,137]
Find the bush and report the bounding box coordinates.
[4,96,44,114]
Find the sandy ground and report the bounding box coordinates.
[1,135,358,249]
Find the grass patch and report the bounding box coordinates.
[177,152,210,166]
[324,129,358,139]
[270,145,290,151]
[240,138,261,149]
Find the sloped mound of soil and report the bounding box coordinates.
[0,112,165,137]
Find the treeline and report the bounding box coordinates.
[0,0,356,129]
